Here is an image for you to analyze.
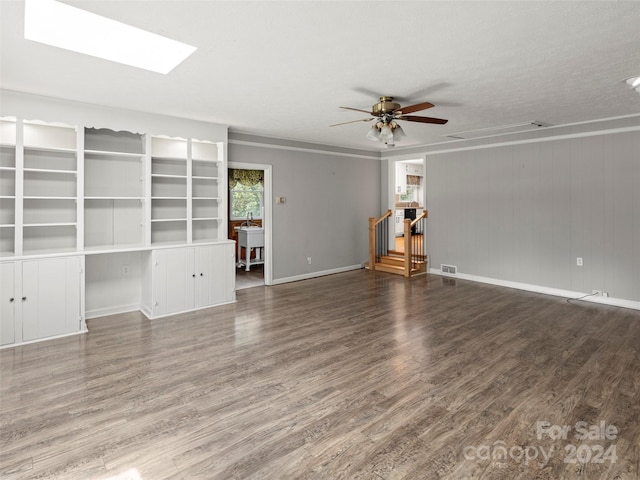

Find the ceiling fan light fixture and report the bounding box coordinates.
[379,123,393,142]
[624,76,640,94]
[392,123,405,140]
[625,76,640,88]
[366,126,381,141]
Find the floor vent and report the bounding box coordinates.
[441,264,457,275]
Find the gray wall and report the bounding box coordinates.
[425,130,640,302]
[229,141,381,281]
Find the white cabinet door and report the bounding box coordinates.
[210,243,234,306]
[150,244,234,318]
[198,243,232,307]
[194,246,211,308]
[166,247,194,314]
[22,257,83,342]
[0,262,16,345]
[396,163,407,194]
[152,247,194,317]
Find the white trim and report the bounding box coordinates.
[140,299,237,320]
[383,124,640,159]
[228,161,273,286]
[0,330,86,350]
[421,126,640,157]
[85,304,140,320]
[429,268,640,311]
[229,138,380,160]
[272,264,363,285]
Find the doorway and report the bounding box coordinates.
[228,162,272,289]
[390,158,426,253]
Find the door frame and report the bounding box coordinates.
[388,155,427,248]
[228,161,273,286]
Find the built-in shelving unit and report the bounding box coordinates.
[84,128,145,250]
[22,121,79,255]
[148,137,224,245]
[0,122,227,258]
[192,139,222,243]
[150,136,188,245]
[0,108,232,348]
[0,118,17,257]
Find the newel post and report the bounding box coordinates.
[368,217,376,271]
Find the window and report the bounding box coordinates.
[229,169,263,220]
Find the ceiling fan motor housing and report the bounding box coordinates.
[372,96,401,115]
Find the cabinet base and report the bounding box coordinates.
[0,329,87,350]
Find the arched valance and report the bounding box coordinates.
[229,169,264,189]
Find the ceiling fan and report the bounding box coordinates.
[331,96,448,146]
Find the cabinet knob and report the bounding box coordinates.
[200,273,204,277]
[22,297,27,301]
[192,274,196,278]
[9,298,14,302]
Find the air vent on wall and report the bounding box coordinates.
[444,121,551,140]
[441,264,457,275]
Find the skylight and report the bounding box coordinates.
[24,0,196,74]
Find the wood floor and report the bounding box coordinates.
[1,270,639,480]
[235,264,265,290]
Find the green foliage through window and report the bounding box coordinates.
[229,169,263,219]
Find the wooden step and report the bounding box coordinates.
[365,256,427,276]
[379,255,405,267]
[365,262,423,276]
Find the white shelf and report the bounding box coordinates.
[151,174,187,179]
[192,158,222,163]
[24,222,77,227]
[23,145,77,154]
[193,217,222,221]
[192,176,219,180]
[193,197,222,200]
[0,224,15,228]
[23,168,77,175]
[151,218,187,223]
[151,196,187,200]
[19,247,78,256]
[85,149,144,158]
[85,196,145,200]
[152,156,186,162]
[0,167,15,171]
[24,196,77,200]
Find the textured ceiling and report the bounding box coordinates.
[1,1,639,152]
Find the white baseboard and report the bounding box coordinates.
[429,268,640,311]
[0,330,86,350]
[85,304,140,320]
[141,299,237,320]
[272,264,363,285]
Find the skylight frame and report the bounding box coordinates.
[24,0,197,74]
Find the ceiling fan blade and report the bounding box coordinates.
[339,106,374,115]
[330,118,374,127]
[392,101,434,115]
[397,115,448,125]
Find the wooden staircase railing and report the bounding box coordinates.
[368,209,393,270]
[368,210,428,277]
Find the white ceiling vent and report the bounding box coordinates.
[444,121,551,140]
